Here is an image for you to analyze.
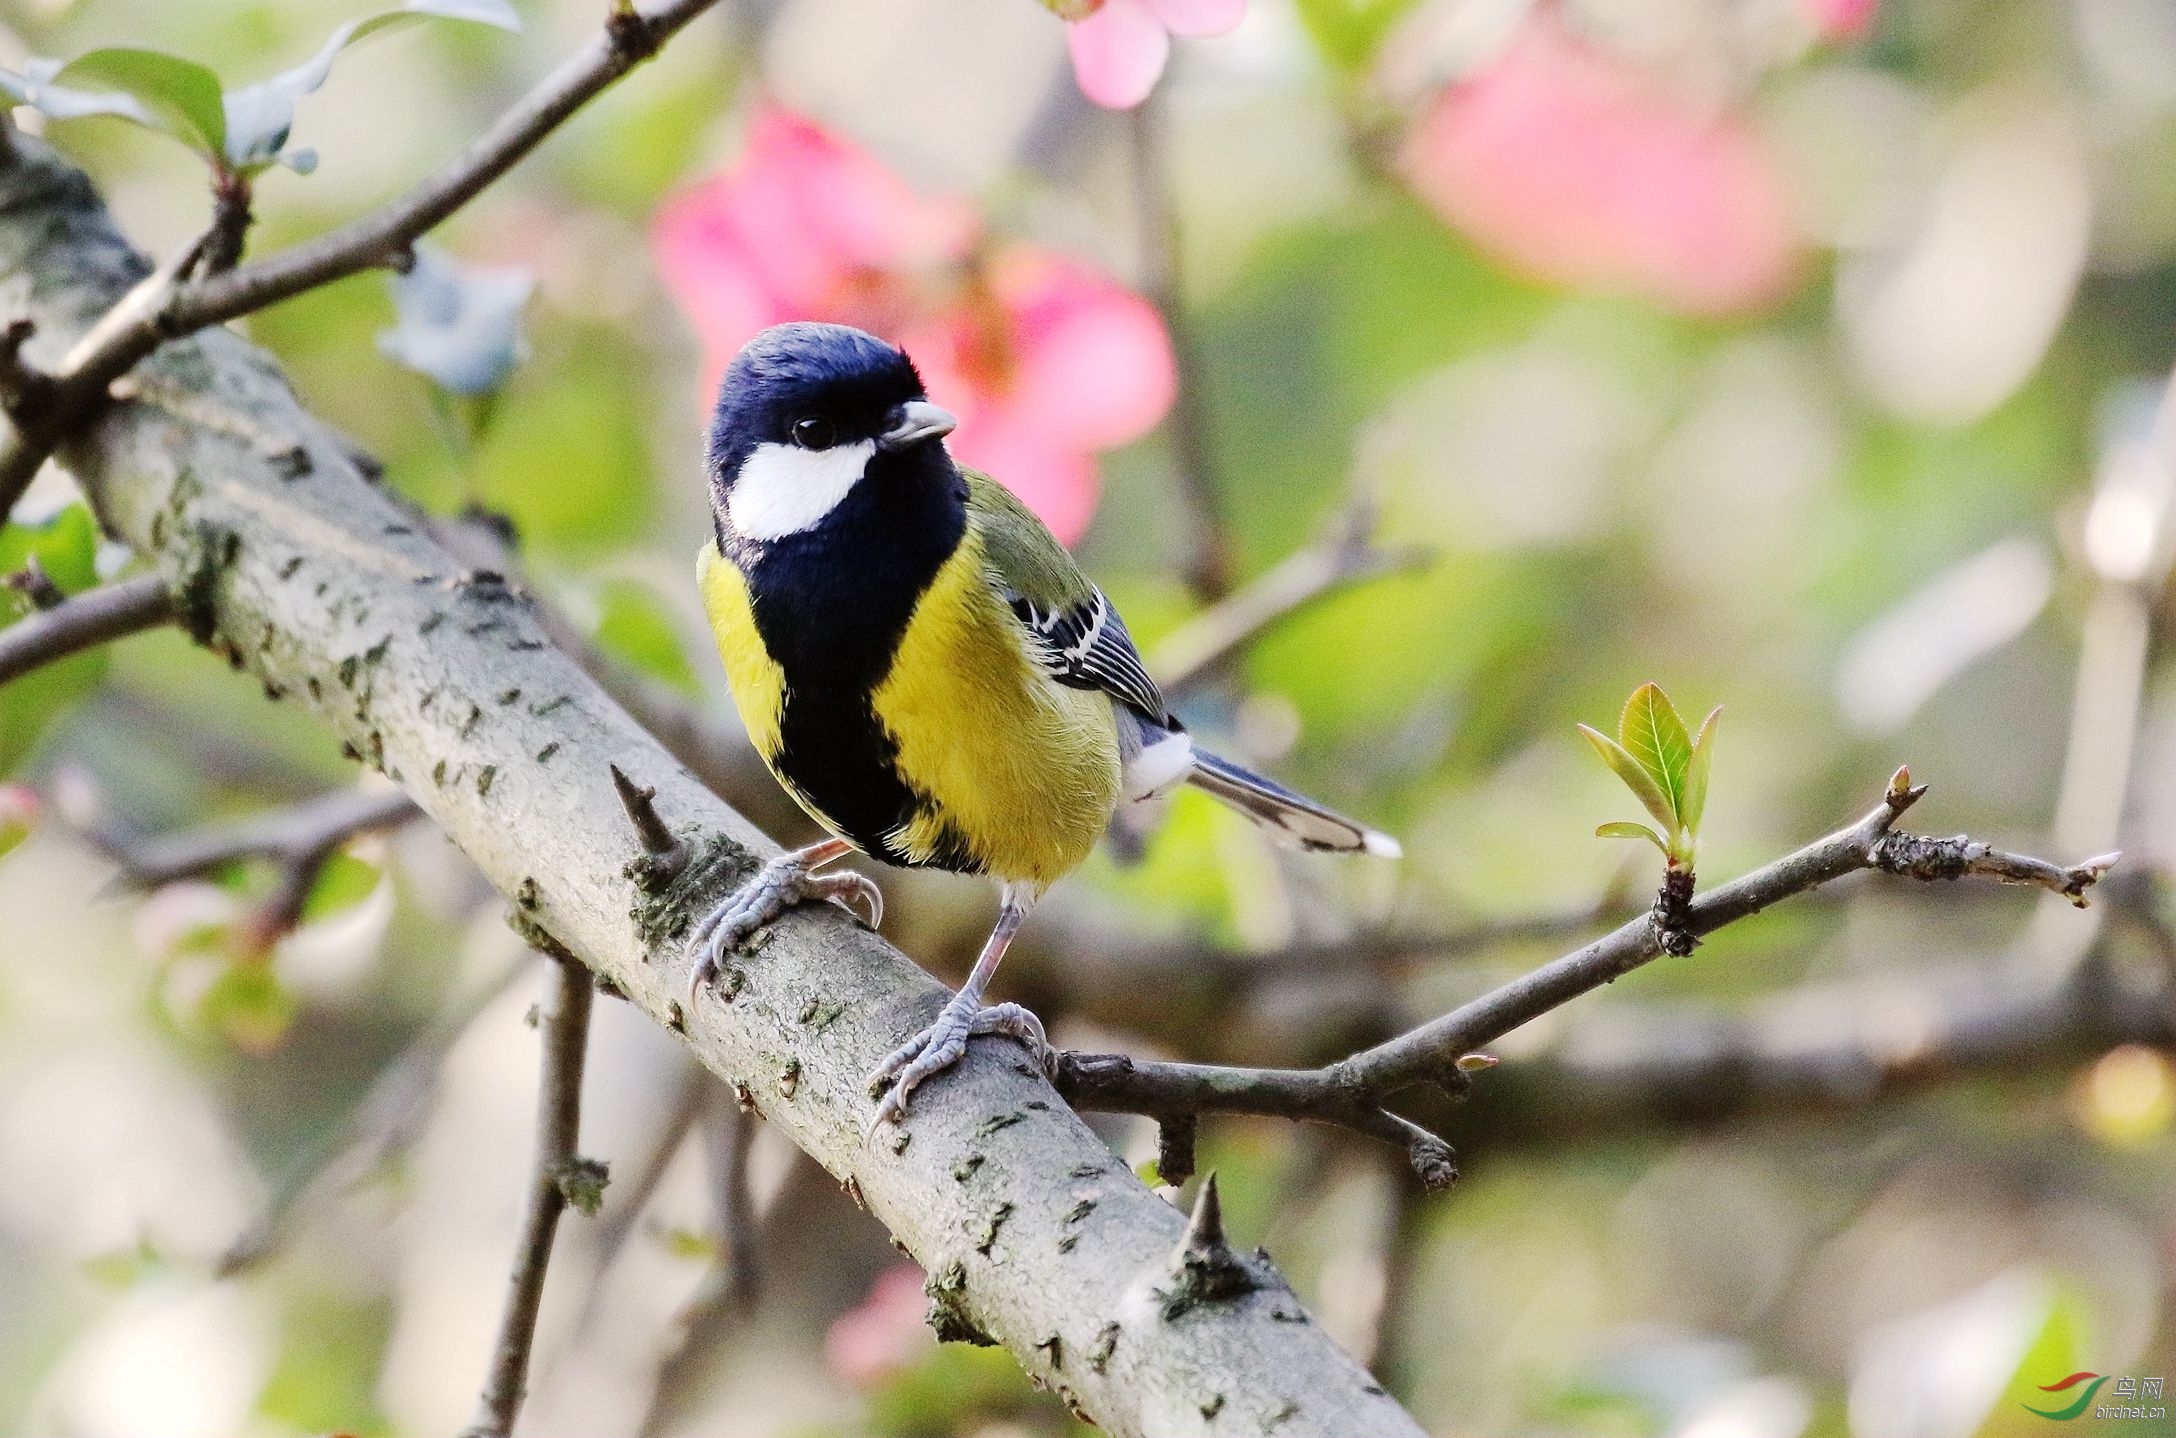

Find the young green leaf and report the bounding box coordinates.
[2,1,519,177]
[56,49,227,155]
[299,851,383,924]
[1594,821,1667,855]
[223,0,522,173]
[1616,682,1693,828]
[1681,704,1722,837]
[0,49,228,158]
[1578,723,1676,832]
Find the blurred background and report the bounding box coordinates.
[2,0,2174,1433]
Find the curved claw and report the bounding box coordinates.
[864,997,1053,1141]
[812,868,883,929]
[686,850,884,1008]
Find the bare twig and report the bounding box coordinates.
[0,319,49,415]
[0,574,173,683]
[464,954,598,1438]
[0,228,210,522]
[170,0,720,330]
[4,554,65,610]
[1054,780,2116,1185]
[217,955,527,1276]
[86,784,418,890]
[0,0,723,525]
[612,761,690,889]
[201,171,253,277]
[1149,484,1429,694]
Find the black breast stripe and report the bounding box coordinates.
[737,451,979,870]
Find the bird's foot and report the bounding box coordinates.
[866,995,1051,1133]
[687,851,882,1006]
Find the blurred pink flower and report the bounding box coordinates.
[825,1264,932,1387]
[1400,17,1800,317]
[1804,0,1876,40]
[652,105,1175,544]
[1059,0,1246,109]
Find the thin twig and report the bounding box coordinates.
[5,554,66,610]
[201,170,254,277]
[86,784,418,890]
[0,574,173,684]
[0,228,210,522]
[172,0,719,331]
[463,954,597,1438]
[1150,484,1429,694]
[0,0,722,526]
[1053,779,2117,1186]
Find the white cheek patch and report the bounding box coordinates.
[727,439,877,540]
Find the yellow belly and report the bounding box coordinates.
[873,536,1120,889]
[697,538,1120,888]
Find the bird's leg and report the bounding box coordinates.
[687,837,881,1005]
[867,886,1045,1129]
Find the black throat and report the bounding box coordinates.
[724,447,970,862]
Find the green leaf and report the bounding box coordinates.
[1616,682,1694,829]
[299,850,381,923]
[591,578,699,696]
[198,962,297,1050]
[0,503,99,598]
[1681,704,1721,838]
[222,0,521,172]
[50,49,227,157]
[1,506,107,773]
[1578,723,1676,833]
[1594,820,1668,855]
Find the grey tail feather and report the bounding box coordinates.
[1185,749,1402,858]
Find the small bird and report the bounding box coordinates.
[689,322,1399,1126]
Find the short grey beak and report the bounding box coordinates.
[878,400,957,452]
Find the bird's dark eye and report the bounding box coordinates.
[792,416,836,451]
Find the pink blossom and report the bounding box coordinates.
[1803,0,1876,41]
[1400,16,1800,317]
[825,1265,931,1387]
[1063,0,1245,109]
[652,106,1174,544]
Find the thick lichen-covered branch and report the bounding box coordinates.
[0,134,1424,1438]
